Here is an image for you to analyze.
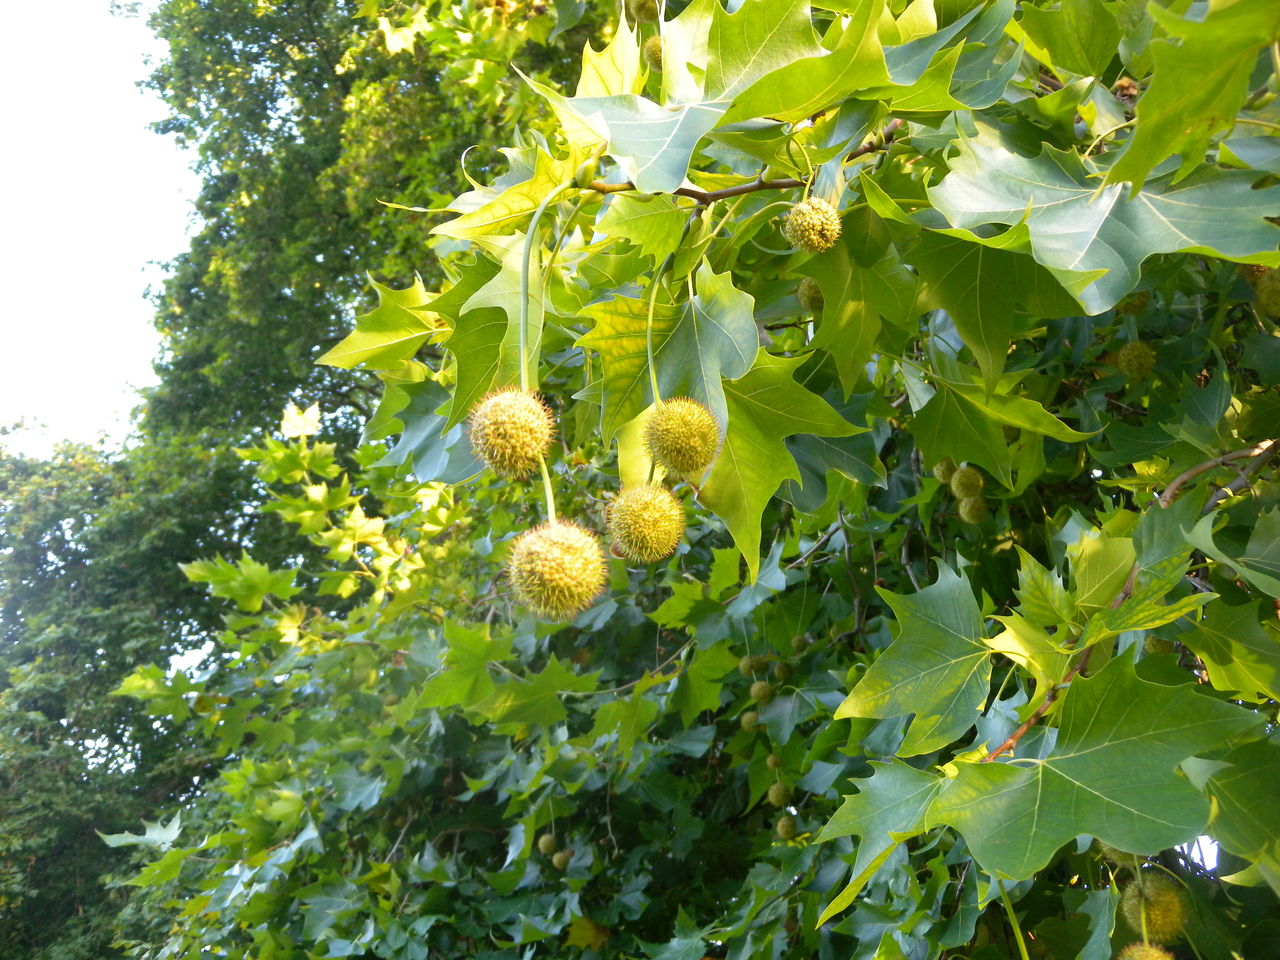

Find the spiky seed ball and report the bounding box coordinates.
[750,680,775,704]
[1117,341,1157,381]
[1116,945,1174,960]
[643,34,662,70]
[1121,873,1188,944]
[775,815,798,840]
[767,782,793,807]
[470,388,554,478]
[773,661,792,682]
[932,457,957,483]
[1255,267,1280,316]
[740,710,761,732]
[738,655,766,677]
[958,497,989,524]
[797,277,824,313]
[608,484,685,562]
[645,397,720,481]
[551,850,571,870]
[766,753,782,769]
[626,0,659,22]
[949,465,985,499]
[507,521,607,620]
[781,197,842,254]
[537,833,558,855]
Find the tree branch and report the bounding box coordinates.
[982,652,1089,763]
[1158,440,1277,508]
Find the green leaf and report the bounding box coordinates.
[1184,509,1280,598]
[984,614,1073,711]
[475,656,597,726]
[318,275,441,370]
[420,622,513,710]
[815,760,942,923]
[927,654,1260,879]
[431,146,579,240]
[1020,0,1122,79]
[1196,739,1280,895]
[1105,0,1280,187]
[700,352,856,581]
[672,641,740,725]
[179,553,300,612]
[374,379,483,485]
[929,135,1280,313]
[589,691,661,755]
[98,814,182,850]
[834,565,991,756]
[597,194,693,267]
[1181,600,1280,702]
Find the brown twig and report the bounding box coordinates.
[982,652,1090,763]
[586,119,904,204]
[1201,438,1279,513]
[1157,441,1276,508]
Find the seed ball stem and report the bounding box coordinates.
[507,521,608,620]
[607,484,685,562]
[470,388,555,479]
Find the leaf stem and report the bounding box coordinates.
[520,180,574,391]
[539,457,557,524]
[998,880,1032,960]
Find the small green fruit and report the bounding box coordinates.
[1116,340,1156,381]
[790,635,809,652]
[537,832,558,855]
[738,655,765,677]
[772,661,792,682]
[766,782,793,807]
[626,0,659,22]
[551,850,571,870]
[775,815,798,840]
[740,710,761,732]
[957,497,989,524]
[797,276,824,313]
[932,457,957,483]
[949,465,985,499]
[750,680,775,704]
[781,197,842,254]
[765,753,782,769]
[643,34,662,71]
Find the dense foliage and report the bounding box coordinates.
[7,0,1280,959]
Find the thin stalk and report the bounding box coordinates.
[520,180,574,391]
[539,458,558,524]
[998,880,1032,960]
[645,258,669,404]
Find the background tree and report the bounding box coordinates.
[104,1,1280,959]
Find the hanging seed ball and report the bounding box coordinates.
[643,34,663,70]
[1254,268,1280,316]
[765,753,782,769]
[626,0,659,22]
[775,815,798,840]
[645,397,720,481]
[740,710,761,732]
[507,521,607,620]
[949,465,985,499]
[932,457,957,483]
[781,197,842,254]
[750,680,775,704]
[1121,873,1188,944]
[773,661,792,682]
[767,782,793,807]
[797,276,824,313]
[537,833,558,855]
[1116,945,1174,960]
[957,497,989,524]
[1116,341,1157,381]
[551,850,572,870]
[469,388,554,479]
[608,484,685,562]
[790,635,809,652]
[738,655,766,677]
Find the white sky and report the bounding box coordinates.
[0,0,198,458]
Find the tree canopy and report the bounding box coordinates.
[5,1,1280,959]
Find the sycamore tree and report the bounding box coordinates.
[111,1,1280,959]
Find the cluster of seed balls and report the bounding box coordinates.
[931,458,989,524]
[736,646,808,840]
[469,388,721,619]
[1095,841,1189,958]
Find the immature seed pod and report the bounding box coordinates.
[797,276,824,313]
[626,0,659,22]
[552,850,571,870]
[932,457,957,483]
[750,680,775,704]
[1120,873,1187,944]
[772,661,792,682]
[537,832,558,855]
[470,388,554,478]
[957,497,989,524]
[1116,340,1157,381]
[738,655,766,677]
[781,197,842,254]
[740,710,761,732]
[1115,945,1174,960]
[766,782,793,807]
[949,465,985,499]
[607,484,685,562]
[765,753,782,769]
[645,397,720,481]
[643,34,663,71]
[1256,267,1280,316]
[507,521,607,620]
[775,815,798,840]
